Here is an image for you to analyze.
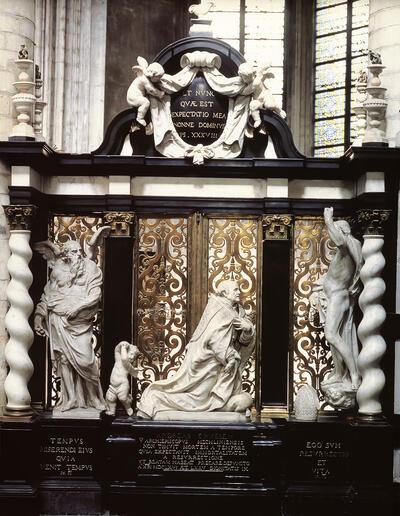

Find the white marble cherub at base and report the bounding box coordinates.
[106,341,140,416]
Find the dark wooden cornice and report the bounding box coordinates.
[1,139,399,181]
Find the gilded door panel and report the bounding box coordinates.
[292,217,335,409]
[207,216,260,398]
[135,217,189,395]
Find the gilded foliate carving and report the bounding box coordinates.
[104,211,135,236]
[136,217,188,395]
[356,209,390,236]
[208,217,258,397]
[262,214,292,240]
[292,217,335,410]
[4,205,37,230]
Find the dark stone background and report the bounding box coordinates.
[104,0,191,130]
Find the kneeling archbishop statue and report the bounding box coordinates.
[137,280,255,421]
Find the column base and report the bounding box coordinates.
[357,412,386,423]
[8,136,35,142]
[3,406,34,417]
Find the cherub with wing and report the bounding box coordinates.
[249,60,286,128]
[126,56,166,126]
[34,226,110,413]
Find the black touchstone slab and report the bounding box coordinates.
[286,417,352,483]
[37,413,104,515]
[106,417,283,501]
[39,414,102,480]
[0,416,39,515]
[171,74,228,146]
[284,416,394,516]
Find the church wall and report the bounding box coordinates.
[104,0,190,129]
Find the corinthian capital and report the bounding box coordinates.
[4,205,37,231]
[356,209,390,236]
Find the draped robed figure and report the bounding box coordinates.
[138,280,255,419]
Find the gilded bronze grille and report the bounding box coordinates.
[135,217,189,394]
[292,217,335,409]
[207,217,259,397]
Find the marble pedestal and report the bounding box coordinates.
[0,416,39,516]
[38,412,103,515]
[283,414,394,516]
[106,416,282,515]
[153,410,249,422]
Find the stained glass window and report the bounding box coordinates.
[313,0,369,157]
[209,0,286,107]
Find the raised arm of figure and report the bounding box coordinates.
[324,207,346,247]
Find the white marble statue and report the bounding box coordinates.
[127,56,165,126]
[249,61,286,127]
[33,227,110,414]
[126,51,284,164]
[106,341,140,416]
[137,280,255,421]
[318,208,363,409]
[188,1,215,18]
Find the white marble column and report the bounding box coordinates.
[34,0,107,152]
[369,0,400,147]
[3,205,37,416]
[0,0,35,411]
[356,210,390,416]
[0,162,10,409]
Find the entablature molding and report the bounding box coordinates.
[0,141,399,183]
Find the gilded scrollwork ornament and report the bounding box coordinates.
[104,211,135,236]
[262,214,292,240]
[292,217,335,408]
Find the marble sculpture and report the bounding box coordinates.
[315,208,363,409]
[34,228,110,414]
[106,341,140,416]
[294,384,320,421]
[127,56,165,127]
[137,280,255,421]
[126,50,285,164]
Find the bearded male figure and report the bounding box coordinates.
[137,280,255,420]
[34,231,109,413]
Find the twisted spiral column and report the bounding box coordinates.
[356,210,390,416]
[3,205,36,416]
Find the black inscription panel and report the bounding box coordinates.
[40,432,96,478]
[171,74,228,145]
[138,431,251,474]
[291,435,351,482]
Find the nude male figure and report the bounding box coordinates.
[322,207,363,390]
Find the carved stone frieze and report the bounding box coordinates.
[104,211,135,236]
[4,205,37,231]
[262,214,292,240]
[356,209,390,236]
